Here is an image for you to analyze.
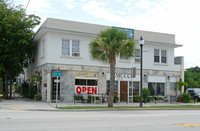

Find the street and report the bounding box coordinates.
[1,109,200,131]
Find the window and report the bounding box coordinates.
[133,82,139,95]
[154,49,160,63]
[135,49,140,62]
[62,39,80,57]
[75,79,97,86]
[106,81,118,95]
[161,50,167,63]
[154,49,167,63]
[72,40,80,56]
[41,39,45,58]
[62,40,70,56]
[148,83,165,96]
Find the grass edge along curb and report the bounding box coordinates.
[58,105,200,110]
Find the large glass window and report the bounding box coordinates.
[62,40,70,56]
[133,82,139,95]
[106,81,118,95]
[148,83,165,96]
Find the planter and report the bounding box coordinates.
[178,97,182,102]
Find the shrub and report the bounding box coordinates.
[0,89,3,94]
[182,92,191,103]
[34,94,42,101]
[143,88,151,103]
[22,82,29,97]
[133,95,140,102]
[28,82,37,99]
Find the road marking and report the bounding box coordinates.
[174,123,200,127]
[8,107,25,110]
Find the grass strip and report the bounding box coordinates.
[58,105,200,110]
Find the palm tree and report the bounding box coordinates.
[89,28,135,107]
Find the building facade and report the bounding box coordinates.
[26,18,184,102]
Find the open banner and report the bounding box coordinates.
[75,86,98,94]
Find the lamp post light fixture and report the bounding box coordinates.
[139,36,144,107]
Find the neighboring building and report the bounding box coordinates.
[26,18,184,102]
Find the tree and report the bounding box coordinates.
[0,0,40,98]
[175,80,188,96]
[185,66,200,90]
[89,28,135,107]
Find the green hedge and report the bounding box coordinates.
[182,92,191,103]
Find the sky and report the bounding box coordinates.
[13,0,200,69]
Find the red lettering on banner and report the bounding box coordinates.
[92,87,97,94]
[82,87,87,92]
[76,86,81,94]
[87,87,91,94]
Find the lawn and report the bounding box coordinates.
[58,105,200,110]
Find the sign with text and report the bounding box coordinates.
[75,71,98,78]
[75,86,98,94]
[52,72,63,77]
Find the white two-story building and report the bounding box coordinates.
[26,18,184,102]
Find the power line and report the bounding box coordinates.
[25,0,30,11]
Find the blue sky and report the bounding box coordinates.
[13,0,200,69]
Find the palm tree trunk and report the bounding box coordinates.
[108,55,116,107]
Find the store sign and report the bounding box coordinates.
[75,86,98,94]
[115,73,132,79]
[75,71,98,78]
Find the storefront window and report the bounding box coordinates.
[133,82,139,95]
[148,83,165,96]
[106,81,118,95]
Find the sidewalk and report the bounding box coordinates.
[1,94,200,111]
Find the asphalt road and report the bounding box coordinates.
[1,109,200,131]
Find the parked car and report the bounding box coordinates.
[186,88,200,101]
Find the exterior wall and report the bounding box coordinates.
[28,18,184,103]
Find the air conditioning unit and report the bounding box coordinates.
[72,53,80,56]
[135,58,140,62]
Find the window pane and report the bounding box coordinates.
[75,79,86,85]
[62,40,70,56]
[133,82,139,95]
[161,50,167,63]
[154,49,160,62]
[106,81,118,95]
[87,80,97,86]
[72,40,79,52]
[135,49,140,57]
[157,83,165,96]
[154,56,159,62]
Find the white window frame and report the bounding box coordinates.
[154,49,167,64]
[135,49,140,62]
[41,39,45,59]
[62,39,80,57]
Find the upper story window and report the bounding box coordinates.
[72,40,80,56]
[135,49,140,62]
[62,39,80,57]
[62,40,70,56]
[41,39,45,58]
[154,49,167,64]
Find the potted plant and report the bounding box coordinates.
[34,94,42,101]
[177,95,182,102]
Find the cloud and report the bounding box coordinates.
[65,0,76,9]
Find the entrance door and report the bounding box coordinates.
[52,77,60,100]
[120,81,128,101]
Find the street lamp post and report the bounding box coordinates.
[139,37,144,107]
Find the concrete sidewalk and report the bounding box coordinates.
[1,94,200,111]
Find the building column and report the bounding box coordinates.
[46,71,52,102]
